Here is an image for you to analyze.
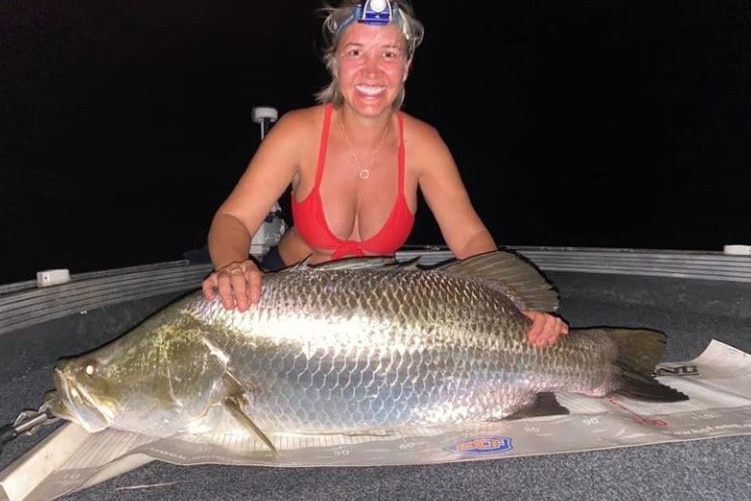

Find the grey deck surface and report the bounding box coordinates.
[1,269,750,501]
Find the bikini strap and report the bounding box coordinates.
[314,103,334,188]
[396,111,405,195]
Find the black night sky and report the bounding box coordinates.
[1,0,750,284]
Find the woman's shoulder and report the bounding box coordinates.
[398,110,445,146]
[278,104,328,129]
[263,105,327,148]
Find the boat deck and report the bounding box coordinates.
[1,247,749,501]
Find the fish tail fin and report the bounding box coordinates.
[607,328,689,402]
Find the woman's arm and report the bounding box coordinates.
[413,123,496,258]
[202,109,308,310]
[414,122,569,346]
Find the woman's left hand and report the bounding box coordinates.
[523,311,569,347]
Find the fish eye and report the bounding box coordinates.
[83,361,98,377]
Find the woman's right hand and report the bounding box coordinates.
[201,259,263,311]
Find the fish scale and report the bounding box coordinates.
[188,270,574,429]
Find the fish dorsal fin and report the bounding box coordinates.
[273,253,424,274]
[394,256,422,270]
[275,255,315,272]
[432,249,560,312]
[313,256,398,270]
[282,255,413,273]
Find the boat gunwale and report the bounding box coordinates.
[1,246,749,336]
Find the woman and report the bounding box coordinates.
[202,0,568,346]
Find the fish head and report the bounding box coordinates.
[47,355,119,433]
[47,310,231,437]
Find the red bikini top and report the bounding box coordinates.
[291,103,415,260]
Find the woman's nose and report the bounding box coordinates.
[362,55,381,76]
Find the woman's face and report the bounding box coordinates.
[335,22,409,116]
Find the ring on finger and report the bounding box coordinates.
[228,267,244,276]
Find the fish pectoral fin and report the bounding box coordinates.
[220,372,276,453]
[503,392,570,421]
[222,395,277,454]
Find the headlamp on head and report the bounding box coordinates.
[355,0,395,25]
[334,0,408,41]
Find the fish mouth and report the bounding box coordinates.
[50,367,110,432]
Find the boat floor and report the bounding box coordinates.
[1,269,750,501]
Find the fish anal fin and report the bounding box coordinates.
[503,392,570,421]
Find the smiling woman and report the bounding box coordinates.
[316,0,424,110]
[2,0,749,287]
[199,0,569,346]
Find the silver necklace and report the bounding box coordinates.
[339,114,389,180]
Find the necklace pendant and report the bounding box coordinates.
[359,168,370,180]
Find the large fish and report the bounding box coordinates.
[46,250,688,450]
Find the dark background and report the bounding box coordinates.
[1,0,749,284]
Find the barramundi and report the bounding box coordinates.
[46,250,688,450]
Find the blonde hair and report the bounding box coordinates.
[314,0,425,109]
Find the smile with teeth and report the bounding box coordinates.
[355,84,386,96]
